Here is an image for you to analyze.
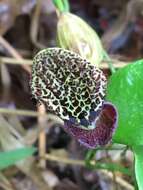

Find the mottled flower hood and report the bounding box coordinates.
[30,48,118,148]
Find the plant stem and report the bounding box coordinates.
[63,0,70,11]
[85,151,131,176]
[53,0,69,12]
[103,50,116,74]
[133,146,143,190]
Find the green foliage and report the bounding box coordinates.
[106,59,143,146]
[106,59,143,189]
[0,147,36,170]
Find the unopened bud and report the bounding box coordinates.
[57,12,103,66]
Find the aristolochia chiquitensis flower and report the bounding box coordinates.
[30,48,117,148]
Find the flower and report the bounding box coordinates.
[31,48,118,148]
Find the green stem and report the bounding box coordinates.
[52,0,70,12]
[85,150,96,165]
[133,146,143,190]
[90,162,132,176]
[85,149,131,176]
[103,50,116,74]
[63,0,70,11]
[53,0,65,12]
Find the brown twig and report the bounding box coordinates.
[0,56,32,65]
[0,36,31,73]
[0,56,129,69]
[0,108,63,122]
[37,104,47,168]
[43,154,84,166]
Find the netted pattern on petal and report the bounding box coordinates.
[31,48,106,129]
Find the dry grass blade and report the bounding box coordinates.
[0,172,15,190]
[30,0,46,49]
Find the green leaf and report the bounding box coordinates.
[106,59,143,146]
[0,147,36,170]
[133,146,143,190]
